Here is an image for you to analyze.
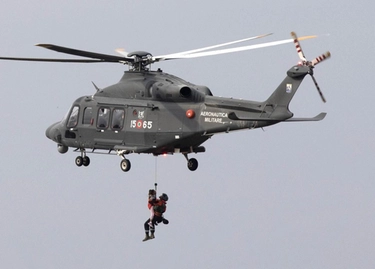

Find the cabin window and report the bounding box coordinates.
[112,108,125,130]
[97,107,110,129]
[83,107,93,125]
[67,106,79,128]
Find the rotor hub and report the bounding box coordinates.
[127,51,153,58]
[127,51,153,71]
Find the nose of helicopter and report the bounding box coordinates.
[45,122,61,142]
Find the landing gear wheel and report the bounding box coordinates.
[187,158,198,171]
[82,156,90,167]
[75,156,83,167]
[120,159,131,172]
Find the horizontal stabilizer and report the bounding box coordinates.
[228,112,281,122]
[228,112,327,122]
[285,112,327,122]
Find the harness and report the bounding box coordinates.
[153,200,166,216]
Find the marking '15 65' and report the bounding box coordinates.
[130,120,153,129]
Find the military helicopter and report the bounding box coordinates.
[0,32,330,172]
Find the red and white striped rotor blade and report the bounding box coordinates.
[291,31,308,62]
[311,51,331,66]
[311,74,326,103]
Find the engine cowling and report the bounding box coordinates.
[150,82,194,101]
[150,80,211,102]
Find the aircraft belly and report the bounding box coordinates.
[154,132,208,154]
[156,133,182,146]
[124,131,156,147]
[93,138,123,147]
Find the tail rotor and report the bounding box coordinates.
[310,73,326,103]
[291,31,307,63]
[291,32,331,103]
[311,51,331,67]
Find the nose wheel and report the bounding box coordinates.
[75,149,90,167]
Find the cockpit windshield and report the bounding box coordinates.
[66,106,80,128]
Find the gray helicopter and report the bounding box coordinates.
[0,32,330,172]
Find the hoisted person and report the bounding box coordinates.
[143,191,169,242]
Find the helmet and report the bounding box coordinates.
[148,189,156,195]
[159,193,168,201]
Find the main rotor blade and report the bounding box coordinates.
[155,35,317,61]
[0,56,104,63]
[115,33,273,61]
[36,44,133,63]
[115,48,130,57]
[155,33,273,60]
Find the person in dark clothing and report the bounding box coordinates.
[143,193,169,242]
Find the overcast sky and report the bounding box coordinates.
[0,1,374,268]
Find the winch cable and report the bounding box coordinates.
[154,157,158,193]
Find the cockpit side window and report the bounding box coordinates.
[97,107,110,129]
[67,106,80,128]
[112,108,125,130]
[83,107,93,125]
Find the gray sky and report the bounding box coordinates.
[1,0,374,268]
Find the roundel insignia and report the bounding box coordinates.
[136,120,143,129]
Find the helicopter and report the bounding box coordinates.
[0,32,330,172]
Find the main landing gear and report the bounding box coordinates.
[75,149,90,167]
[117,152,198,172]
[184,153,198,171]
[120,158,131,172]
[117,150,131,172]
[72,149,199,172]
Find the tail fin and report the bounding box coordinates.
[265,31,331,110]
[234,32,330,123]
[264,65,310,117]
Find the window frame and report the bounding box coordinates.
[96,107,111,130]
[82,106,94,125]
[111,108,125,131]
[66,105,80,128]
